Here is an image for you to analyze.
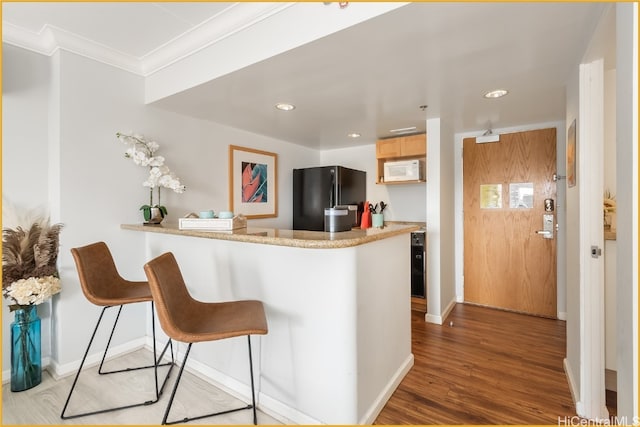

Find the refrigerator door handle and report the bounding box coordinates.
[329,168,336,208]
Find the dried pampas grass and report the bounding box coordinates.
[2,200,63,290]
[2,197,49,230]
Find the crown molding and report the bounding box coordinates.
[2,21,141,74]
[2,21,57,56]
[140,2,295,76]
[2,2,295,77]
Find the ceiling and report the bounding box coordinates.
[3,2,607,150]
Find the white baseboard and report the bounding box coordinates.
[2,356,51,385]
[564,359,610,420]
[48,337,147,380]
[3,337,155,384]
[172,342,317,425]
[425,299,457,325]
[425,312,441,324]
[360,353,414,424]
[558,311,568,321]
[442,299,457,322]
[258,392,321,425]
[564,358,582,414]
[3,337,144,382]
[456,295,464,303]
[161,339,414,425]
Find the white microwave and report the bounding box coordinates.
[383,159,425,182]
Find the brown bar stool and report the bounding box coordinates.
[61,241,175,419]
[143,252,268,425]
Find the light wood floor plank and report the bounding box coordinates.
[2,349,281,425]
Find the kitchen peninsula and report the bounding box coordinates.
[122,222,417,425]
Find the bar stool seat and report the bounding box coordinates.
[160,299,267,342]
[143,251,268,425]
[61,241,174,419]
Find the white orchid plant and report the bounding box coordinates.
[116,132,186,221]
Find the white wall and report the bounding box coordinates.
[565,3,639,420]
[2,44,54,372]
[565,64,582,401]
[602,67,616,378]
[3,45,319,375]
[2,45,50,206]
[604,70,617,196]
[425,118,456,324]
[438,119,456,314]
[320,144,427,223]
[603,66,617,374]
[615,2,638,420]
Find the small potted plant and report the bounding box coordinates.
[116,132,186,224]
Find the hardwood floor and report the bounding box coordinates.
[375,303,576,424]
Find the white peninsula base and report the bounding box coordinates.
[126,224,414,424]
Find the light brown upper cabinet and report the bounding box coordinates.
[376,133,427,184]
[376,134,426,159]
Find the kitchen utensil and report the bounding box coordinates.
[361,201,371,229]
[379,201,387,213]
[372,213,384,228]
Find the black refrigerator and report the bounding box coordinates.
[293,166,366,231]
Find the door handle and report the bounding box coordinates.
[537,214,554,239]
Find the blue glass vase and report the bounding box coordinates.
[10,305,42,392]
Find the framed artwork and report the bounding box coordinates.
[228,145,278,219]
[567,119,576,188]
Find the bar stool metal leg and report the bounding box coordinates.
[60,303,175,419]
[96,302,174,396]
[161,336,258,425]
[248,335,258,425]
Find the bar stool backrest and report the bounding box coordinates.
[71,241,148,306]
[71,242,151,306]
[143,252,198,342]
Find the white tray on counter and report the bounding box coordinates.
[178,215,247,231]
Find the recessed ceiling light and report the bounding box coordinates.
[389,126,417,133]
[275,102,295,111]
[347,133,361,138]
[483,89,509,99]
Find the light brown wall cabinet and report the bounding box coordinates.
[375,133,427,184]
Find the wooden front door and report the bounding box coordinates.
[463,128,557,317]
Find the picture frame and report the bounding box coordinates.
[228,145,278,219]
[567,119,576,188]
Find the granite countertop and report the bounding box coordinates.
[121,222,419,249]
